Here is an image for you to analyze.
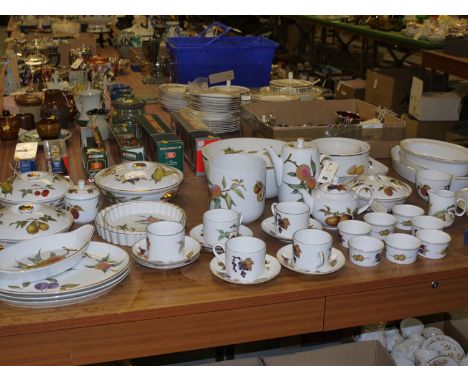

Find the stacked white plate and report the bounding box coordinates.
[187,85,250,134]
[0,241,130,308]
[95,200,186,247]
[158,83,189,112]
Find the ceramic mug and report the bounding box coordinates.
[271,201,310,240]
[203,208,243,247]
[363,212,397,240]
[416,169,452,201]
[212,236,266,282]
[146,221,185,263]
[428,189,466,228]
[348,235,384,267]
[385,233,421,265]
[291,229,333,272]
[208,154,266,224]
[411,215,446,236]
[416,229,451,260]
[391,204,425,231]
[337,220,372,248]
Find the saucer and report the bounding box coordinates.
[261,216,323,242]
[209,254,280,285]
[131,236,201,270]
[276,244,345,275]
[189,224,253,249]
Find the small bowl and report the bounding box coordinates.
[363,212,397,240]
[392,204,425,231]
[348,235,384,267]
[385,233,421,265]
[416,229,451,260]
[411,215,446,236]
[337,220,372,248]
[15,113,35,131]
[400,317,424,338]
[36,117,61,140]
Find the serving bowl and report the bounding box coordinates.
[94,162,184,205]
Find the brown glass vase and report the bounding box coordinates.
[40,89,70,130]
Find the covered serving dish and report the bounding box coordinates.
[0,203,74,245]
[94,161,184,205]
[346,175,412,212]
[0,172,72,207]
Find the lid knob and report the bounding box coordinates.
[297,137,304,148]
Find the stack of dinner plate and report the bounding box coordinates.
[0,241,130,308]
[187,85,250,134]
[158,83,189,112]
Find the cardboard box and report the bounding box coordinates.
[335,78,366,100]
[409,77,462,121]
[240,99,405,158]
[402,114,457,141]
[171,111,220,175]
[365,67,417,115]
[261,341,394,366]
[446,127,468,147]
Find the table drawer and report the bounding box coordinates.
[325,276,468,331]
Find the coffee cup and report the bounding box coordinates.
[363,212,397,240]
[146,221,185,263]
[416,169,452,201]
[416,229,451,260]
[348,235,384,267]
[337,220,372,248]
[391,204,425,231]
[203,208,243,247]
[212,237,266,282]
[271,201,310,240]
[291,229,333,272]
[385,233,421,265]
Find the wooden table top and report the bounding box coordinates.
[421,49,468,80]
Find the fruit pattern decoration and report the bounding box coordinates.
[283,153,317,197]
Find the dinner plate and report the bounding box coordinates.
[18,129,72,145]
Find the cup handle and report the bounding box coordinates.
[319,251,325,268]
[356,185,375,215]
[271,202,277,217]
[238,213,244,226]
[212,241,226,264]
[455,199,467,217]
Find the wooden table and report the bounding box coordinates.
[421,49,468,90]
[1,68,468,364]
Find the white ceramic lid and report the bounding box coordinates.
[65,180,99,201]
[202,137,286,169]
[0,172,72,205]
[400,138,468,164]
[347,175,412,200]
[94,162,183,193]
[0,203,74,243]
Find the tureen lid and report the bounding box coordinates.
[319,182,352,194]
[15,93,43,106]
[113,96,145,109]
[0,204,73,243]
[347,175,412,200]
[0,172,72,205]
[65,180,99,201]
[94,162,183,193]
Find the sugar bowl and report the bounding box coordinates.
[64,180,100,224]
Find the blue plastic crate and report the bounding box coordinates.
[166,23,279,88]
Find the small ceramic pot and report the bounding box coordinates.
[416,169,452,201]
[348,235,384,267]
[64,180,100,224]
[391,204,425,231]
[36,117,61,140]
[411,215,446,236]
[363,212,397,240]
[0,112,20,140]
[337,220,372,248]
[385,233,421,265]
[15,93,43,122]
[15,113,35,131]
[416,229,451,260]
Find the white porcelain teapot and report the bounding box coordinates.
[266,138,321,203]
[299,182,375,229]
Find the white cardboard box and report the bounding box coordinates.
[409,77,461,121]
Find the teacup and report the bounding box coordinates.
[363,212,397,240]
[428,189,466,228]
[146,221,185,263]
[212,237,266,282]
[337,220,372,248]
[391,204,425,231]
[292,229,333,272]
[348,235,384,267]
[203,208,243,247]
[416,229,451,260]
[411,215,446,236]
[414,349,439,366]
[271,201,310,240]
[385,233,422,265]
[416,169,452,201]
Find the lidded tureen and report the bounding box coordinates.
[0,172,72,207]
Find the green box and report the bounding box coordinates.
[80,126,109,179]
